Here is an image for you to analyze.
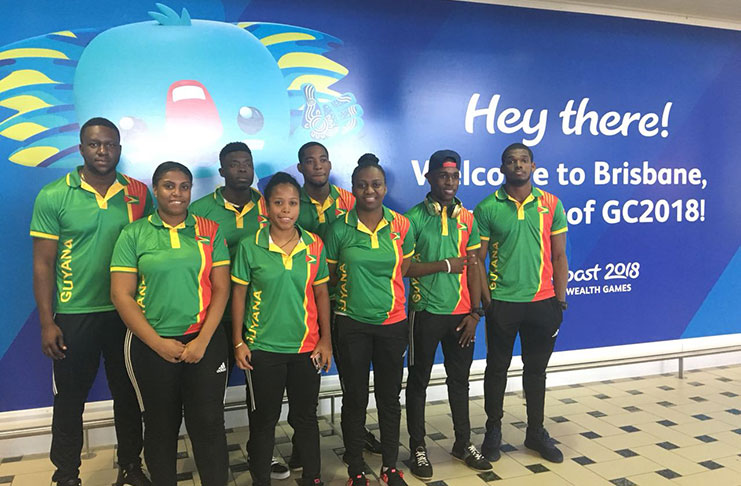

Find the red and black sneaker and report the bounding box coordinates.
[380,467,407,486]
[347,473,369,486]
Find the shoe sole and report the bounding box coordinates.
[271,471,291,480]
[450,453,493,471]
[409,470,434,481]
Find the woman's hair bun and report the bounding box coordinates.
[357,153,379,166]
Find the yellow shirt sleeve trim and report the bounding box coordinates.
[326,258,338,264]
[466,243,482,251]
[231,275,249,285]
[212,260,230,267]
[313,276,330,286]
[551,227,568,235]
[479,235,490,241]
[110,266,137,273]
[403,250,415,259]
[30,230,59,240]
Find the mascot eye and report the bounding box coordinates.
[237,106,264,134]
[119,116,147,136]
[118,116,147,132]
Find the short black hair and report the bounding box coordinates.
[79,117,119,142]
[152,161,193,186]
[352,153,386,185]
[219,142,252,166]
[501,143,533,164]
[264,171,301,201]
[298,141,328,163]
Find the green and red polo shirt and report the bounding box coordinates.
[231,224,329,354]
[325,206,414,325]
[297,184,355,242]
[474,186,567,303]
[30,167,152,313]
[406,197,481,315]
[110,211,230,337]
[190,186,267,261]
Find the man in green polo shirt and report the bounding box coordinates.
[296,141,355,241]
[474,143,568,464]
[30,117,152,486]
[404,150,491,479]
[190,142,266,368]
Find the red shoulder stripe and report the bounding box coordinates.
[123,176,149,221]
[336,187,355,211]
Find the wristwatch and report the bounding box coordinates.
[472,307,486,317]
[558,300,568,311]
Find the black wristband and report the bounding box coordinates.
[472,307,486,317]
[558,300,568,311]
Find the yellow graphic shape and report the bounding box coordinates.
[9,146,58,166]
[278,52,348,75]
[287,74,342,97]
[261,32,315,46]
[1,121,47,141]
[0,94,53,125]
[0,70,59,94]
[51,31,77,38]
[0,48,69,61]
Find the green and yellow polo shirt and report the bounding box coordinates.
[474,186,567,303]
[190,186,267,261]
[325,207,414,325]
[406,197,481,315]
[297,184,355,242]
[30,167,153,314]
[231,224,329,354]
[110,211,230,337]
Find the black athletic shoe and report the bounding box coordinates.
[379,467,407,486]
[56,480,81,486]
[524,427,563,463]
[302,478,324,486]
[115,463,151,486]
[364,429,383,455]
[451,443,492,471]
[347,473,369,486]
[409,446,433,479]
[270,457,291,480]
[481,427,502,462]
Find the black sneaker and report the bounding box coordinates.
[409,446,433,479]
[379,467,407,486]
[451,443,492,471]
[115,463,151,486]
[481,427,502,462]
[288,452,303,471]
[347,473,369,486]
[270,456,291,480]
[364,429,383,455]
[56,480,81,486]
[524,427,563,463]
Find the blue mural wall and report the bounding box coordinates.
[1,0,739,412]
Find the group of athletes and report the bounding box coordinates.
[31,117,569,486]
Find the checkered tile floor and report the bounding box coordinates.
[1,364,740,485]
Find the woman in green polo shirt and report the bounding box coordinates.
[230,172,331,486]
[324,154,414,486]
[110,162,231,486]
